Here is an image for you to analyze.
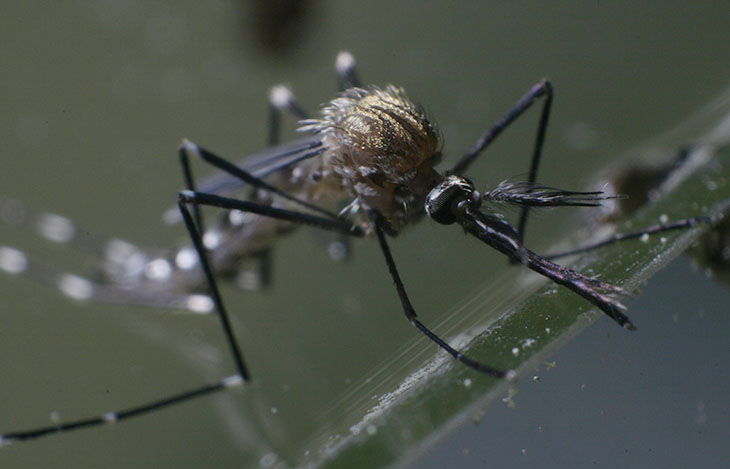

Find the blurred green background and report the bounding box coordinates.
[1,1,729,468]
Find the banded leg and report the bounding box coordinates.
[0,375,244,444]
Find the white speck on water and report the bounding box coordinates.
[521,338,536,349]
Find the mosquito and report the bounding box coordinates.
[1,51,711,445]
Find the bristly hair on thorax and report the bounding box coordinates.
[298,85,444,233]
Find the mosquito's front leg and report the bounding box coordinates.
[450,80,553,242]
[372,223,511,379]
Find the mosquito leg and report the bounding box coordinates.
[179,143,205,232]
[449,80,554,243]
[269,84,351,261]
[335,51,361,90]
[268,84,309,146]
[545,216,713,260]
[372,224,510,378]
[450,81,553,176]
[178,197,251,381]
[179,140,340,220]
[515,83,553,242]
[180,123,331,236]
[331,52,362,256]
[178,191,365,238]
[176,190,365,380]
[0,374,244,444]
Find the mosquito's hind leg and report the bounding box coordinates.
[268,50,362,144]
[0,371,244,443]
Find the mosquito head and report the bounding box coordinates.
[425,175,481,225]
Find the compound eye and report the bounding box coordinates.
[425,176,477,225]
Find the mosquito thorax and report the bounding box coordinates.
[425,175,481,225]
[299,85,442,232]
